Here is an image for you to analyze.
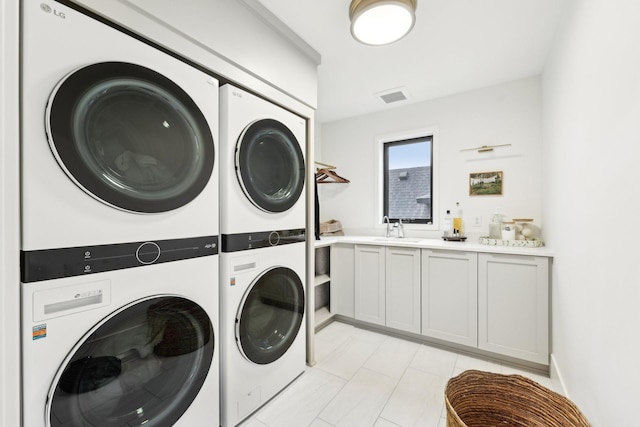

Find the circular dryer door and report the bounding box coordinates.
[236,266,305,364]
[46,62,215,213]
[47,296,214,427]
[235,119,305,213]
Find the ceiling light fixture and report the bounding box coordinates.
[349,0,417,46]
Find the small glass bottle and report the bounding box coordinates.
[443,210,453,237]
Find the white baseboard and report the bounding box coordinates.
[550,353,570,397]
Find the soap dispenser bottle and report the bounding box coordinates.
[489,209,503,239]
[453,202,463,236]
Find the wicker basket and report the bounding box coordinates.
[445,370,591,427]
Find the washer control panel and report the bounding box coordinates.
[221,228,305,253]
[21,235,218,282]
[136,241,161,264]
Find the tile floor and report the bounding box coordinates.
[238,321,554,427]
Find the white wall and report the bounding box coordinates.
[70,0,319,117]
[318,76,543,239]
[1,0,21,425]
[542,0,640,424]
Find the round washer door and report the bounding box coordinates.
[47,296,214,427]
[236,267,305,364]
[235,119,305,213]
[46,62,215,213]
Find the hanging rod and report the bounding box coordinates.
[460,144,512,153]
[314,160,336,170]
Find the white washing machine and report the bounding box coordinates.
[219,242,306,427]
[21,254,219,427]
[219,84,306,243]
[22,1,219,251]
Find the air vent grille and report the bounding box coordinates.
[379,90,407,104]
[375,87,409,104]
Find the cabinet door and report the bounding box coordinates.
[478,253,549,364]
[421,249,478,346]
[386,247,421,333]
[330,244,355,318]
[354,245,385,326]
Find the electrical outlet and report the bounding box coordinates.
[473,216,482,227]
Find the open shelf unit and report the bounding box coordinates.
[314,243,333,329]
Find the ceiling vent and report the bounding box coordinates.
[376,87,408,104]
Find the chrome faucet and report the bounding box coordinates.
[383,215,391,237]
[393,219,405,238]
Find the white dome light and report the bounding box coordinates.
[350,0,417,46]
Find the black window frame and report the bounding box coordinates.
[382,135,434,224]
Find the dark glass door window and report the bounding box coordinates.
[47,296,214,427]
[236,119,305,213]
[236,267,304,364]
[47,62,215,213]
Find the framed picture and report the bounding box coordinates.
[469,171,503,196]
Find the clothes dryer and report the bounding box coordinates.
[21,1,218,251]
[219,241,306,427]
[21,244,219,427]
[219,84,306,242]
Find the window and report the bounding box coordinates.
[382,136,433,224]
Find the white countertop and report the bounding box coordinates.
[314,235,553,257]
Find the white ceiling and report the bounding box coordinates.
[256,0,567,124]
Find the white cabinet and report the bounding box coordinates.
[478,253,549,364]
[421,249,478,347]
[354,245,386,326]
[354,245,421,333]
[386,247,421,334]
[329,244,355,318]
[331,241,551,366]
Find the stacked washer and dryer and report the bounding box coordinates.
[20,3,308,427]
[21,2,220,426]
[219,85,307,427]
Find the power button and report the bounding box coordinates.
[136,242,161,265]
[269,231,280,246]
